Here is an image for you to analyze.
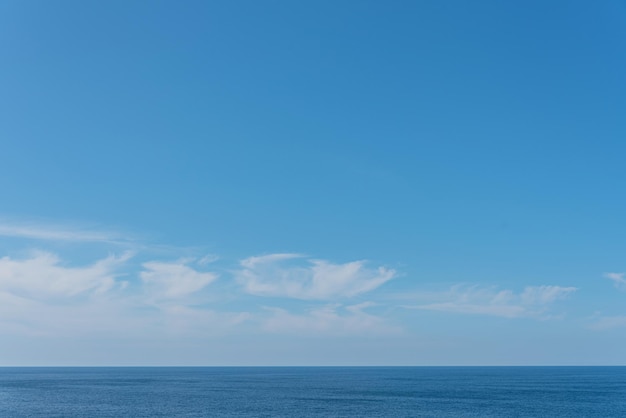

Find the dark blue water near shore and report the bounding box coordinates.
[1,367,625,417]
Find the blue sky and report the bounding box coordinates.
[1,0,626,365]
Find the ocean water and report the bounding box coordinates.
[1,367,625,417]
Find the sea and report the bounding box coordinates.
[1,367,625,417]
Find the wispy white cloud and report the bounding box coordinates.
[236,254,395,300]
[0,222,400,341]
[140,260,218,300]
[0,251,136,337]
[197,254,219,266]
[588,315,626,330]
[0,220,130,244]
[404,285,577,319]
[0,251,131,300]
[0,251,236,338]
[604,272,626,290]
[260,302,400,336]
[519,285,577,305]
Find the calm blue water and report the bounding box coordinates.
[1,367,625,417]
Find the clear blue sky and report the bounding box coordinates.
[1,0,625,365]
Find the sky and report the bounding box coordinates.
[1,0,626,366]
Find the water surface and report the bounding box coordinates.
[1,367,625,417]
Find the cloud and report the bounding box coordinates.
[260,302,400,336]
[236,254,395,300]
[0,251,131,300]
[405,285,577,319]
[0,223,398,342]
[197,254,219,266]
[0,220,129,244]
[140,260,218,300]
[588,315,626,330]
[604,272,626,290]
[519,285,577,304]
[0,252,233,337]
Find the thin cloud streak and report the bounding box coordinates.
[0,220,132,244]
[260,303,401,336]
[404,285,577,319]
[589,315,626,330]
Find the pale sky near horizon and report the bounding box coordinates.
[1,0,626,366]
